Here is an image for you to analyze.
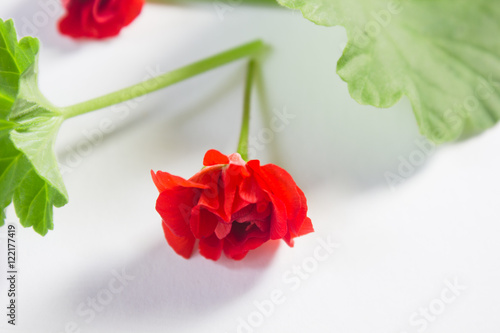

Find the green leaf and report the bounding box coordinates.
[278,0,500,143]
[0,19,39,118]
[0,133,24,226]
[0,19,68,235]
[9,61,67,200]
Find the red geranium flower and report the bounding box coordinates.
[58,0,145,39]
[151,149,313,261]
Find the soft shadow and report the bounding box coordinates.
[254,51,288,167]
[69,239,278,327]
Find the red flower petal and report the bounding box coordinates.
[214,222,232,239]
[151,170,208,193]
[119,0,144,25]
[221,164,248,221]
[156,188,197,237]
[283,233,294,247]
[199,234,223,260]
[247,161,311,239]
[192,168,223,215]
[268,195,288,240]
[297,217,314,236]
[162,221,195,259]
[231,189,251,214]
[190,207,219,239]
[92,0,120,24]
[223,228,269,260]
[153,150,313,261]
[283,218,314,247]
[291,186,309,234]
[203,149,229,166]
[239,174,267,204]
[58,0,144,39]
[231,203,271,223]
[255,163,303,221]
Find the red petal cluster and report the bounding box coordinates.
[58,0,144,39]
[152,150,313,261]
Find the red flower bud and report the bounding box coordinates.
[58,0,144,39]
[152,149,314,261]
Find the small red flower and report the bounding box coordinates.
[151,149,314,261]
[58,0,145,39]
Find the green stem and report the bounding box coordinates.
[237,59,256,161]
[61,40,264,120]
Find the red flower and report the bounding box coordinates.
[58,0,144,39]
[151,149,314,261]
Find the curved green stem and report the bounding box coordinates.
[237,59,256,161]
[61,40,264,120]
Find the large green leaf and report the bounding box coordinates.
[277,0,500,143]
[0,19,67,235]
[9,61,67,200]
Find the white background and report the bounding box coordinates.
[1,1,500,332]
